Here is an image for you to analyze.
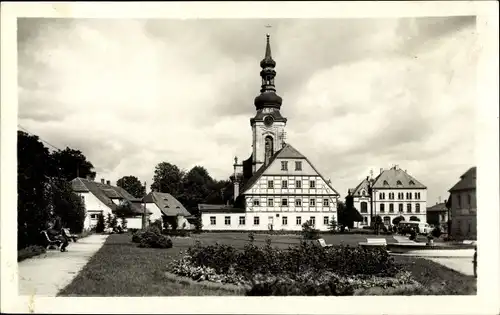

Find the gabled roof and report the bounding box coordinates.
[371,166,426,189]
[427,202,447,212]
[449,166,476,192]
[351,178,371,196]
[70,177,149,215]
[240,143,340,196]
[143,192,191,217]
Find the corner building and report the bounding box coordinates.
[200,35,340,231]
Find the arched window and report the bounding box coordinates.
[362,190,366,196]
[264,136,274,165]
[416,204,420,213]
[380,204,385,212]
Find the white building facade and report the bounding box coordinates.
[200,34,340,231]
[349,166,427,227]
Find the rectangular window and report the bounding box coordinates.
[224,216,231,225]
[282,216,288,225]
[239,216,245,225]
[323,199,329,207]
[253,216,260,225]
[296,216,302,225]
[310,217,316,226]
[310,199,316,206]
[457,195,461,208]
[407,203,412,213]
[310,180,315,188]
[267,180,274,189]
[90,214,98,219]
[282,199,288,206]
[281,161,288,171]
[415,192,420,199]
[295,199,302,207]
[389,203,394,213]
[210,216,216,225]
[379,193,385,200]
[416,204,421,213]
[296,180,302,188]
[282,180,288,189]
[389,192,394,200]
[398,203,403,212]
[380,204,385,213]
[323,216,329,225]
[467,194,471,206]
[253,199,260,206]
[295,161,302,171]
[268,198,274,207]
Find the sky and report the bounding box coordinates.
[17,17,478,204]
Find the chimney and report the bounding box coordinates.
[101,178,105,184]
[86,175,92,181]
[106,180,111,185]
[380,168,383,174]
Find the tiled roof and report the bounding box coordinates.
[143,192,191,217]
[351,178,371,195]
[371,167,426,189]
[427,202,447,212]
[240,143,340,196]
[449,166,476,192]
[70,177,150,215]
[198,204,246,213]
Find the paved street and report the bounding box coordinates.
[18,234,108,296]
[425,257,475,276]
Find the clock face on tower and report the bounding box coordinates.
[264,115,274,127]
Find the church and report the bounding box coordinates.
[199,35,340,231]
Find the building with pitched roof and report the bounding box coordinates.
[143,191,192,229]
[448,166,476,238]
[426,201,449,230]
[200,35,340,231]
[71,176,152,230]
[348,165,427,227]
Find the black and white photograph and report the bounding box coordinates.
[1,2,498,314]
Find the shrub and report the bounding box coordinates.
[163,229,191,237]
[328,216,338,233]
[18,245,47,262]
[132,226,173,249]
[193,214,203,233]
[301,220,320,240]
[150,219,163,231]
[248,232,255,243]
[120,217,128,229]
[96,213,106,233]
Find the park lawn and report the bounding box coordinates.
[59,232,476,296]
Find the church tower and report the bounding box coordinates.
[251,34,287,173]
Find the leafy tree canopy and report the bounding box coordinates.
[151,162,184,197]
[51,147,96,181]
[116,175,145,198]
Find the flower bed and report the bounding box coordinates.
[168,240,418,295]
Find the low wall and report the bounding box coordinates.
[387,243,475,258]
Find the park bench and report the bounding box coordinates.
[317,238,333,248]
[358,238,387,248]
[40,230,62,250]
[62,228,78,242]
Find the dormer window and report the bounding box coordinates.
[396,180,402,186]
[362,190,366,196]
[409,180,415,185]
[383,180,389,186]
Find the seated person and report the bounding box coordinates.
[47,212,69,251]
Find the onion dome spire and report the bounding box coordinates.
[254,34,282,110]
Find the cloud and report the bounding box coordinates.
[17,17,477,203]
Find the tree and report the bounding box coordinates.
[180,166,215,214]
[106,213,117,230]
[48,177,86,234]
[116,175,145,198]
[151,162,184,196]
[120,217,128,229]
[17,131,54,248]
[328,216,338,233]
[337,199,363,230]
[96,213,105,233]
[409,216,420,222]
[51,147,96,181]
[374,215,384,235]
